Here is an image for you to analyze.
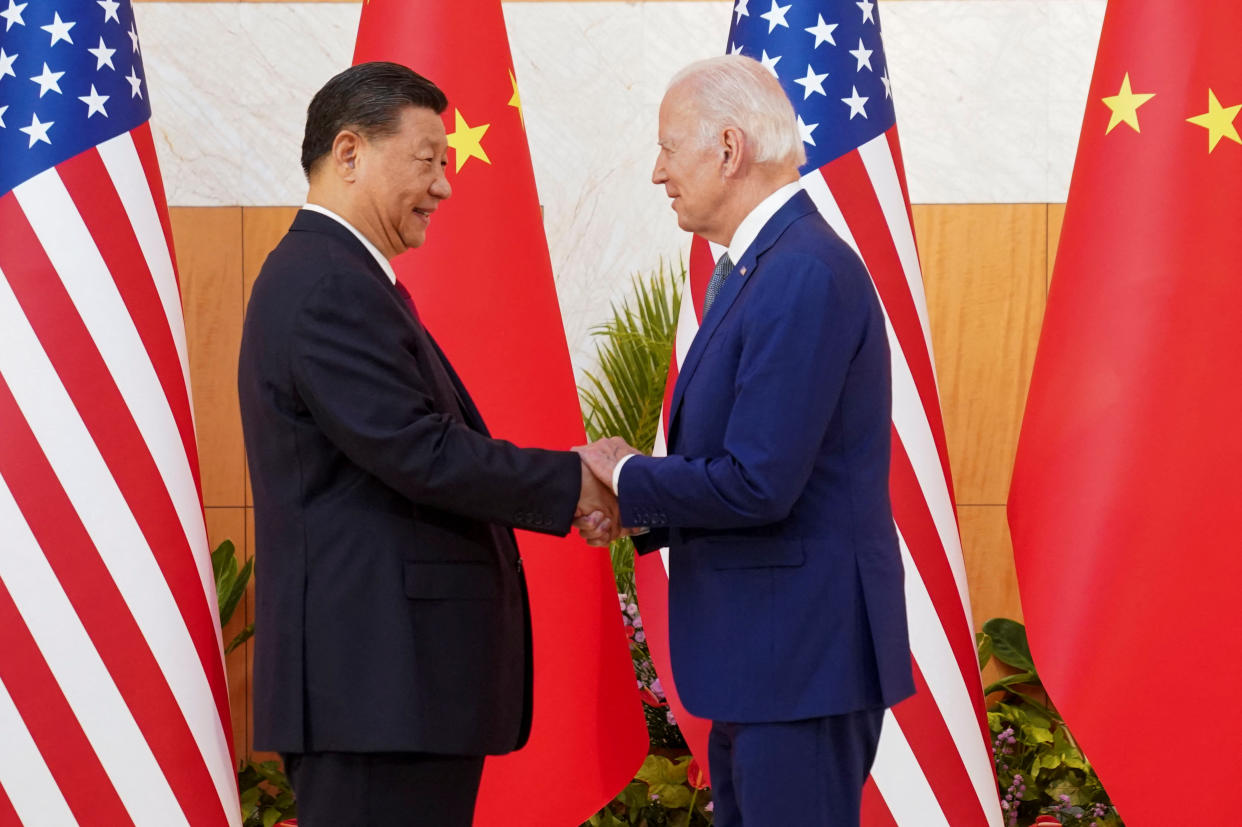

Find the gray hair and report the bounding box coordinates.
[668,55,806,169]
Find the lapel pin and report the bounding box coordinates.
[740,266,747,276]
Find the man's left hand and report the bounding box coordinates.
[572,436,641,488]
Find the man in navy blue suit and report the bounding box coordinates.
[576,56,915,826]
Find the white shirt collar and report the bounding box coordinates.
[302,202,398,285]
[725,180,803,265]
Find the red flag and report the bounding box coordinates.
[352,2,648,824]
[642,3,1003,824]
[0,0,238,822]
[1009,0,1242,818]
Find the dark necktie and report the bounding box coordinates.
[703,252,734,316]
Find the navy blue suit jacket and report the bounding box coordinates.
[621,190,915,723]
[238,210,581,755]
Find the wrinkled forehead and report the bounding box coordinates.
[658,86,699,141]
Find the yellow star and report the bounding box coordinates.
[508,69,524,129]
[446,108,491,173]
[1186,89,1242,153]
[1101,73,1154,134]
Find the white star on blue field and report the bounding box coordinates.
[0,0,150,194]
[729,0,896,172]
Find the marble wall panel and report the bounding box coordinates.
[133,0,1102,374]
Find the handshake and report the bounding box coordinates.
[572,436,643,547]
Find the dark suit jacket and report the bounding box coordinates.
[238,210,581,755]
[622,190,915,723]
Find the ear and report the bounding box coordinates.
[330,129,363,181]
[719,125,746,179]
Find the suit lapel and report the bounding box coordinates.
[424,330,490,435]
[667,191,818,437]
[291,209,489,434]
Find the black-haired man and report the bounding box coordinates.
[239,62,617,826]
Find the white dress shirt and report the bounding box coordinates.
[611,181,804,495]
[302,202,398,285]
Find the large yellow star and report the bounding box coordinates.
[1186,89,1242,153]
[508,69,524,129]
[1101,73,1154,134]
[446,109,491,173]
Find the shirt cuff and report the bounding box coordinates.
[611,453,635,495]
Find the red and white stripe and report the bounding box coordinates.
[637,129,1003,825]
[0,124,239,826]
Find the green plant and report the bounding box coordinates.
[581,259,687,747]
[578,261,705,823]
[212,540,296,826]
[580,259,683,597]
[979,618,1122,827]
[211,540,254,655]
[584,755,712,827]
[237,759,296,827]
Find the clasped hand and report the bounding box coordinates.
[572,436,642,547]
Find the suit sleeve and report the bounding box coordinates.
[618,250,877,530]
[290,268,581,535]
[631,529,670,555]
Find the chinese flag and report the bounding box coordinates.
[1009,0,1242,819]
[353,1,648,824]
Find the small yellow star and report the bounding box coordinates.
[508,69,524,129]
[1101,73,1154,134]
[446,108,491,173]
[1186,89,1241,153]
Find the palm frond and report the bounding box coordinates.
[579,257,685,593]
[580,258,684,452]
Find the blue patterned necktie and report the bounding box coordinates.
[703,253,734,316]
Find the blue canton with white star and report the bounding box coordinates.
[0,0,150,195]
[728,0,895,173]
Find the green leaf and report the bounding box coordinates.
[580,259,684,453]
[1044,777,1088,806]
[648,784,692,809]
[220,557,252,627]
[1010,700,1053,730]
[976,632,993,670]
[983,670,1038,695]
[225,623,255,655]
[261,806,283,827]
[617,781,648,815]
[1023,726,1055,745]
[981,617,1036,673]
[635,755,687,787]
[211,540,235,580]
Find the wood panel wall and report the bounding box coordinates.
[176,203,1061,758]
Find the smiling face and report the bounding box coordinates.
[352,105,452,256]
[652,87,730,242]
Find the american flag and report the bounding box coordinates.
[0,0,239,823]
[636,1,1005,824]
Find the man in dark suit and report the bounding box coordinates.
[576,56,915,825]
[239,62,617,826]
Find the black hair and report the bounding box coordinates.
[300,61,448,178]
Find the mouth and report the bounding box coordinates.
[413,207,435,225]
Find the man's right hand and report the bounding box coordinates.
[575,460,620,547]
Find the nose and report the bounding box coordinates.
[652,157,667,186]
[431,167,452,200]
